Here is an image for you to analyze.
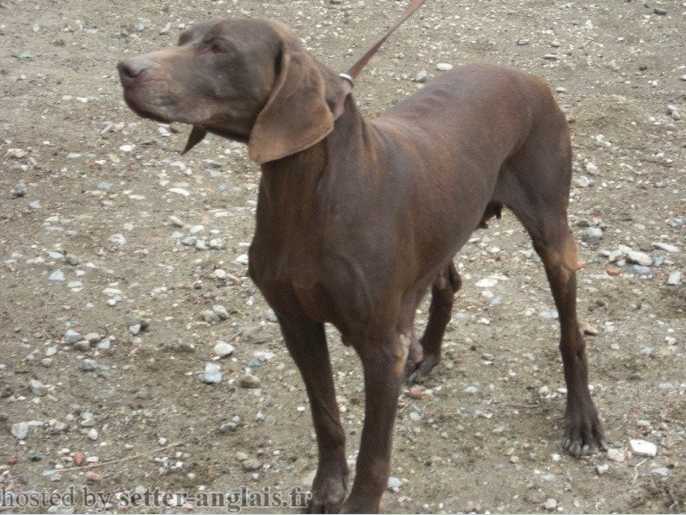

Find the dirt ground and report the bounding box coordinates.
[1,0,685,513]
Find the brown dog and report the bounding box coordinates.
[118,15,605,514]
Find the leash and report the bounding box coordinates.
[340,0,426,86]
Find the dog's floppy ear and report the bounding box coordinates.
[248,41,335,164]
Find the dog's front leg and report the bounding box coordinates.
[342,333,408,513]
[277,314,349,513]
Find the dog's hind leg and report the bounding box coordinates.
[407,262,461,383]
[498,101,606,457]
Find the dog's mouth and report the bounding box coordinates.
[123,95,171,124]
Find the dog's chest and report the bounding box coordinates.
[248,238,332,322]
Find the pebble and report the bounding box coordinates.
[234,254,249,265]
[169,187,190,197]
[406,385,425,399]
[581,322,599,336]
[595,463,609,475]
[213,269,227,280]
[607,448,625,462]
[73,339,89,352]
[30,379,47,396]
[650,467,671,477]
[540,309,559,320]
[213,341,235,358]
[85,333,102,344]
[209,238,225,250]
[543,498,558,511]
[387,476,402,493]
[169,215,185,228]
[242,459,261,472]
[64,329,83,345]
[45,346,58,357]
[582,227,603,243]
[212,305,229,320]
[667,271,681,286]
[201,362,223,384]
[630,265,653,276]
[573,175,592,188]
[96,181,113,191]
[681,75,686,82]
[12,181,27,198]
[606,265,622,276]
[81,415,96,428]
[11,422,30,440]
[119,144,135,153]
[201,310,220,323]
[626,250,653,267]
[652,242,679,253]
[87,428,99,441]
[653,7,667,15]
[219,421,240,433]
[159,22,172,35]
[73,451,86,466]
[181,236,197,247]
[6,148,28,159]
[667,104,681,121]
[584,161,600,175]
[109,233,127,246]
[239,373,261,389]
[96,339,112,351]
[436,62,453,72]
[475,277,497,288]
[49,270,65,282]
[630,439,657,457]
[79,359,98,372]
[85,471,102,482]
[415,70,428,83]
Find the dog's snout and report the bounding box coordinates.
[117,57,154,83]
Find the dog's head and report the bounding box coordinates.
[118,19,348,163]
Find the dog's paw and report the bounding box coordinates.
[406,354,440,384]
[562,406,607,457]
[307,470,348,514]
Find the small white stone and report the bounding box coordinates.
[387,476,402,493]
[87,428,99,441]
[607,448,625,462]
[234,254,249,265]
[119,144,135,153]
[436,62,453,72]
[213,341,235,358]
[48,270,65,282]
[476,277,497,288]
[652,242,679,253]
[169,188,190,197]
[595,463,609,475]
[543,498,558,511]
[630,439,657,457]
[667,271,682,286]
[626,250,653,267]
[109,234,127,246]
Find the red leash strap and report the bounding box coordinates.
[343,0,426,82]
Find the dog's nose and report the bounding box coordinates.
[117,57,153,83]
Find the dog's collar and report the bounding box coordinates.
[339,73,354,87]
